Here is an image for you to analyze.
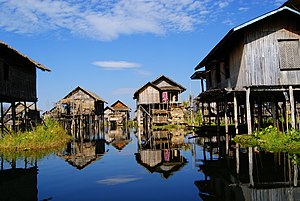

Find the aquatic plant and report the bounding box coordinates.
[0,120,73,155]
[233,126,300,154]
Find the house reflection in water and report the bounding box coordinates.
[135,129,187,179]
[0,157,38,201]
[105,127,131,151]
[59,129,106,170]
[195,150,300,201]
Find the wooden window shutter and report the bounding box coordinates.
[278,39,300,70]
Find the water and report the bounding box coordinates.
[2,128,300,201]
[0,129,206,201]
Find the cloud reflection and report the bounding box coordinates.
[96,176,142,185]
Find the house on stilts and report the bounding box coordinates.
[0,40,50,134]
[133,75,186,128]
[47,86,107,136]
[191,2,300,155]
[104,100,131,128]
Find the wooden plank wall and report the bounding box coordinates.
[138,86,160,105]
[0,60,36,101]
[206,12,300,90]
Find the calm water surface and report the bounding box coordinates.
[1,129,208,201]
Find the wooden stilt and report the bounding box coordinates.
[246,88,254,187]
[257,97,262,130]
[11,102,16,131]
[24,101,27,130]
[234,93,240,174]
[289,86,296,129]
[216,101,221,157]
[0,102,4,136]
[225,96,229,155]
[271,97,277,128]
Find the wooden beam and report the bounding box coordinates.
[289,86,296,129]
[225,96,229,155]
[246,88,254,187]
[0,102,3,136]
[234,93,239,174]
[11,102,16,131]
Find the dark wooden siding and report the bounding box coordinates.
[0,58,36,101]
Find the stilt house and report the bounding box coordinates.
[0,40,50,133]
[192,1,300,153]
[52,86,107,117]
[105,100,131,127]
[49,86,107,135]
[134,75,186,127]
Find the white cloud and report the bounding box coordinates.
[238,7,249,12]
[92,61,141,70]
[0,0,236,41]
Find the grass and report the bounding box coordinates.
[0,120,72,155]
[233,126,300,154]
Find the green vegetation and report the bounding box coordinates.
[152,124,186,130]
[233,126,300,154]
[0,120,72,154]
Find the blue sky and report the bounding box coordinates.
[0,0,286,112]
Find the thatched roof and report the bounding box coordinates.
[0,40,51,72]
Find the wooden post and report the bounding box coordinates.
[257,97,262,130]
[24,101,27,130]
[216,101,221,154]
[246,88,254,187]
[208,102,211,125]
[201,79,204,93]
[225,95,229,155]
[201,102,205,125]
[11,101,16,131]
[271,97,277,128]
[137,105,141,128]
[289,86,296,129]
[34,101,38,126]
[0,102,4,136]
[234,93,240,174]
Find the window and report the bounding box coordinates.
[278,39,300,70]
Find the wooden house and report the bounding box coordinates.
[50,86,107,117]
[0,40,50,133]
[105,100,131,127]
[134,75,186,127]
[192,2,300,156]
[49,86,107,135]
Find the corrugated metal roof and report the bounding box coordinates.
[195,6,300,70]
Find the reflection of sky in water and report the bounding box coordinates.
[96,175,143,185]
[1,130,204,201]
